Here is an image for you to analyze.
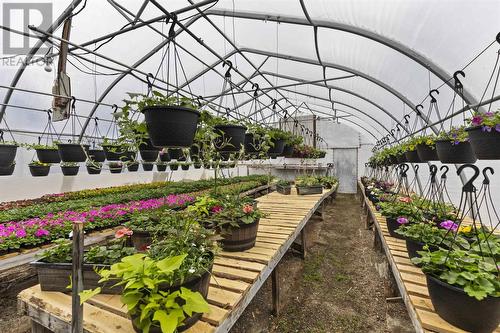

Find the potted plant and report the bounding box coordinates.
[211,116,247,154]
[102,140,136,162]
[168,148,185,161]
[415,134,439,161]
[436,126,477,163]
[180,162,191,171]
[378,197,424,239]
[126,161,139,172]
[156,161,168,172]
[283,134,302,157]
[57,142,89,162]
[28,161,51,177]
[295,175,323,195]
[193,161,202,169]
[31,238,136,294]
[403,138,422,163]
[0,139,18,167]
[267,128,287,156]
[142,161,154,171]
[0,162,15,176]
[122,91,200,148]
[108,162,123,174]
[159,149,171,162]
[276,179,292,195]
[24,143,61,163]
[60,162,80,176]
[88,147,106,163]
[86,161,102,175]
[466,110,500,159]
[169,161,179,171]
[413,247,500,332]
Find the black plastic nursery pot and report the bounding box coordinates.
[416,144,439,162]
[221,219,260,252]
[404,150,422,163]
[405,239,439,263]
[0,144,17,167]
[466,126,500,159]
[139,150,159,162]
[61,165,79,176]
[190,144,200,159]
[168,148,184,160]
[203,162,211,169]
[385,217,406,239]
[88,149,106,163]
[141,105,200,148]
[170,164,179,171]
[181,164,190,171]
[244,133,258,153]
[296,185,323,195]
[0,163,15,176]
[159,150,171,162]
[276,185,291,195]
[57,143,89,163]
[142,163,154,171]
[156,164,167,172]
[127,163,139,172]
[389,155,399,165]
[268,138,285,155]
[29,165,50,177]
[109,165,123,174]
[426,274,500,333]
[102,144,136,162]
[36,148,61,164]
[194,163,202,169]
[435,139,477,164]
[282,144,294,157]
[214,124,247,152]
[396,153,407,164]
[86,165,102,175]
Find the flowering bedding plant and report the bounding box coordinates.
[437,126,469,145]
[395,222,470,250]
[468,109,500,132]
[378,197,425,223]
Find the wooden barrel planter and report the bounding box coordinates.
[36,148,61,163]
[466,126,500,159]
[214,124,246,152]
[57,143,89,162]
[0,144,17,167]
[88,149,106,163]
[296,185,323,195]
[141,105,200,148]
[404,150,422,163]
[130,230,152,251]
[385,217,406,239]
[31,260,121,294]
[29,164,50,177]
[0,163,15,176]
[276,184,291,195]
[416,144,439,161]
[426,274,500,333]
[435,139,477,163]
[61,165,80,176]
[221,219,260,252]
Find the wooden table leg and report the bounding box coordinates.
[300,228,307,259]
[31,320,53,333]
[271,266,280,316]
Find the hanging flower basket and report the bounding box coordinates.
[466,126,500,159]
[60,164,80,176]
[170,163,179,171]
[0,163,15,176]
[102,144,135,162]
[268,138,285,156]
[168,148,185,160]
[435,139,477,164]
[396,153,407,164]
[109,163,123,174]
[404,150,422,163]
[57,143,89,163]
[416,143,439,161]
[244,133,259,153]
[282,144,294,157]
[127,162,139,172]
[36,148,61,164]
[214,124,247,152]
[142,105,200,148]
[138,138,160,162]
[181,163,190,171]
[88,149,106,163]
[426,274,500,333]
[193,161,202,169]
[86,164,102,175]
[29,163,50,177]
[159,150,171,162]
[0,143,18,167]
[142,162,154,171]
[156,163,167,172]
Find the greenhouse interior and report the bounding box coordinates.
[0,0,499,332]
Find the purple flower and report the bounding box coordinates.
[35,229,49,237]
[440,220,458,232]
[397,217,409,225]
[482,125,492,132]
[496,124,500,133]
[16,229,27,238]
[471,115,483,126]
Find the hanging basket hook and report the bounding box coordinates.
[251,83,259,97]
[414,164,419,173]
[482,167,494,185]
[146,73,154,95]
[223,60,233,78]
[168,13,177,38]
[390,129,396,138]
[415,105,423,117]
[272,98,278,110]
[403,114,411,124]
[457,163,480,193]
[196,96,203,108]
[440,165,449,179]
[453,70,465,89]
[429,89,439,103]
[71,96,76,110]
[496,32,500,44]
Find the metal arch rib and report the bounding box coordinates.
[204,9,483,111]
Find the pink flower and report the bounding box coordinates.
[440,220,458,232]
[471,115,483,126]
[16,229,27,238]
[396,217,409,225]
[115,227,133,238]
[399,197,412,203]
[35,229,50,237]
[211,205,223,213]
[242,204,254,214]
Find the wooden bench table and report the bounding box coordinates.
[18,186,336,333]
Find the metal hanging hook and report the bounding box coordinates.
[453,70,465,89]
[94,117,99,127]
[429,164,438,183]
[415,105,423,116]
[251,83,259,97]
[272,98,278,110]
[168,13,177,38]
[112,104,118,113]
[390,129,396,138]
[38,136,42,145]
[47,109,52,121]
[223,60,233,78]
[414,165,419,173]
[440,165,449,179]
[396,124,401,131]
[496,32,500,44]
[400,163,409,178]
[71,96,76,110]
[146,73,154,94]
[482,167,494,185]
[457,163,480,193]
[429,89,439,103]
[196,96,203,108]
[403,114,411,125]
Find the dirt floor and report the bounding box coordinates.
[229,194,414,333]
[0,193,414,333]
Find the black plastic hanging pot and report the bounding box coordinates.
[141,105,200,148]
[168,148,185,160]
[159,150,171,162]
[396,153,407,164]
[404,150,422,163]
[244,133,259,153]
[156,164,167,172]
[181,164,190,171]
[170,163,179,171]
[57,143,89,163]
[435,139,477,164]
[139,148,159,161]
[142,162,154,171]
[61,165,80,176]
[127,163,139,172]
[29,164,50,177]
[109,164,122,174]
[282,144,294,157]
[268,138,285,155]
[426,274,500,333]
[88,149,106,163]
[385,217,406,239]
[416,144,439,161]
[86,165,101,175]
[214,124,246,152]
[190,144,200,159]
[466,126,500,159]
[36,149,61,164]
[0,163,15,176]
[0,144,18,167]
[102,144,131,161]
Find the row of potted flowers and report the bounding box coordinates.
[369,110,500,167]
[275,176,338,195]
[361,177,499,332]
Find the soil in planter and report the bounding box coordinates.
[229,194,412,333]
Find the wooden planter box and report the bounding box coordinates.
[31,260,121,294]
[276,184,291,195]
[296,185,323,195]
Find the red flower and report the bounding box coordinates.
[242,204,254,214]
[399,197,412,203]
[115,227,133,239]
[211,205,223,213]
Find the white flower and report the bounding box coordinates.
[188,268,195,274]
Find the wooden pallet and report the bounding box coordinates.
[358,181,500,333]
[18,186,336,333]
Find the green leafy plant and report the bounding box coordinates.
[84,239,136,265]
[29,161,51,167]
[395,222,470,250]
[276,179,292,187]
[295,175,322,187]
[36,239,72,263]
[61,162,79,167]
[438,126,469,144]
[23,143,59,150]
[378,197,424,222]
